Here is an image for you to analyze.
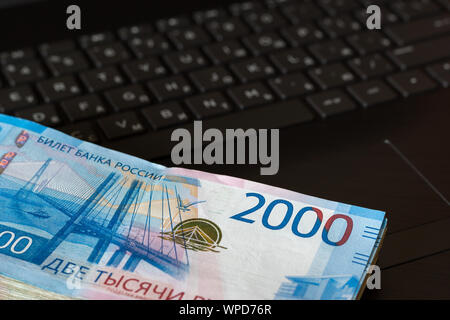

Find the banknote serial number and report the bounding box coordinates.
[230,193,353,246]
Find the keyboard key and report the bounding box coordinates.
[87,42,130,67]
[270,48,315,73]
[60,122,100,143]
[390,0,440,21]
[142,102,189,130]
[104,84,151,111]
[244,11,287,32]
[128,35,171,57]
[269,73,315,99]
[0,86,36,112]
[2,60,46,85]
[45,51,90,76]
[98,112,146,140]
[193,9,228,24]
[163,49,208,73]
[205,18,250,40]
[61,94,107,122]
[80,66,125,92]
[348,54,394,79]
[167,27,211,49]
[203,40,248,64]
[318,0,359,15]
[281,24,325,46]
[147,75,193,101]
[118,24,153,40]
[37,75,82,102]
[259,100,314,124]
[156,16,191,32]
[189,66,235,92]
[0,48,35,64]
[308,63,355,89]
[122,58,167,82]
[230,2,264,16]
[281,3,324,23]
[387,70,437,97]
[308,39,353,64]
[185,92,232,119]
[387,36,450,69]
[386,13,450,45]
[427,60,450,87]
[79,32,115,48]
[15,104,62,126]
[230,57,276,82]
[346,31,392,55]
[39,40,77,55]
[265,0,294,9]
[348,80,398,107]
[318,15,361,38]
[227,82,275,109]
[306,89,357,118]
[242,32,287,55]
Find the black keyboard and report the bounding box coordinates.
[0,0,449,160]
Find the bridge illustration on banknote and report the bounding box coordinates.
[0,156,213,279]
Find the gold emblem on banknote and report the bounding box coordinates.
[161,218,227,252]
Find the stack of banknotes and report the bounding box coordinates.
[0,114,387,300]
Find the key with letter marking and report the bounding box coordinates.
[348,80,398,107]
[104,84,151,111]
[0,85,36,112]
[185,92,232,119]
[15,104,62,127]
[80,66,125,92]
[227,82,275,109]
[388,70,437,97]
[147,75,193,102]
[141,102,190,130]
[37,75,82,102]
[306,89,357,118]
[98,112,146,140]
[61,94,107,122]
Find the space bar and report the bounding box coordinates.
[103,100,315,160]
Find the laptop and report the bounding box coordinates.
[0,0,448,299]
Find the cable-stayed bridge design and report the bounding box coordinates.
[11,158,192,279]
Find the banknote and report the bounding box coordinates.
[0,114,387,300]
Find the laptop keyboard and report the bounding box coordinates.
[0,0,449,158]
